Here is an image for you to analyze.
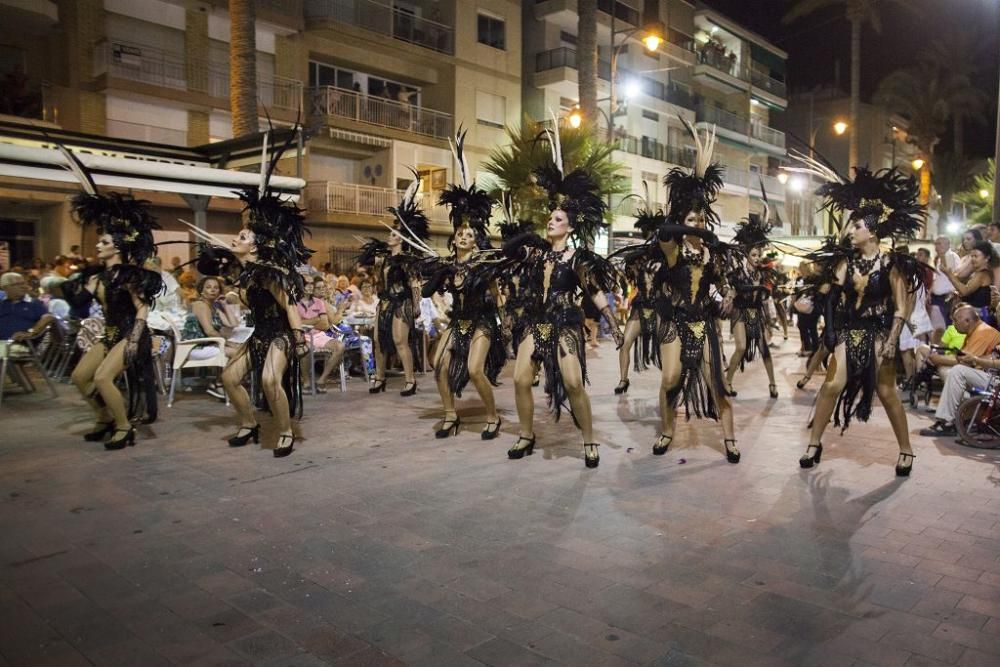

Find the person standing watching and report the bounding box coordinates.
[929,236,960,344]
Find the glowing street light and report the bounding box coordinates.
[622,79,641,100]
[789,176,806,193]
[568,109,582,129]
[642,33,662,52]
[980,188,990,200]
[777,172,789,185]
[833,121,848,136]
[912,158,925,171]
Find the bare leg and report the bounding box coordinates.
[617,317,641,386]
[92,341,130,430]
[875,356,914,456]
[262,341,291,436]
[317,339,346,385]
[392,315,415,385]
[372,309,386,382]
[557,337,593,443]
[468,328,498,423]
[702,340,735,442]
[901,349,916,382]
[72,344,111,424]
[512,335,539,439]
[658,338,682,437]
[222,346,255,428]
[808,344,848,446]
[725,320,747,388]
[433,328,456,422]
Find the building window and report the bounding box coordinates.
[476,91,506,128]
[641,110,659,122]
[559,31,577,46]
[477,13,505,50]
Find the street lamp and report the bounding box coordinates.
[981,188,990,200]
[568,109,582,128]
[608,5,665,142]
[833,121,848,136]
[912,158,925,171]
[777,171,789,185]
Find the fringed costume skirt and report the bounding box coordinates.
[627,295,674,372]
[101,316,157,424]
[833,320,887,432]
[440,313,507,397]
[528,303,587,422]
[376,293,419,362]
[247,327,302,419]
[731,305,770,371]
[667,306,727,420]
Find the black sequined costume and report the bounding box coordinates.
[613,241,672,371]
[663,241,730,419]
[504,233,618,419]
[729,267,774,371]
[238,263,303,419]
[358,241,421,365]
[422,257,506,396]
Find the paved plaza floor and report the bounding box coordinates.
[1,332,999,666]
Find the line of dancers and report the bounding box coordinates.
[61,118,928,477]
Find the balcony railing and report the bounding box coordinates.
[105,119,188,146]
[304,0,453,55]
[308,181,449,221]
[614,134,694,168]
[751,122,785,149]
[535,47,612,80]
[750,69,787,99]
[255,0,303,16]
[93,39,303,111]
[696,104,749,135]
[309,85,452,140]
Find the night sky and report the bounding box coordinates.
[702,0,1000,160]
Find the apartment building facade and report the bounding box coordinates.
[524,0,789,247]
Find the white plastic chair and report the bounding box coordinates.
[0,324,58,407]
[166,323,228,407]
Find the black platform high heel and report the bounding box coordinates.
[725,382,738,397]
[481,418,502,441]
[584,443,600,468]
[84,422,115,442]
[723,439,740,464]
[435,417,460,438]
[228,425,260,447]
[796,377,810,390]
[104,427,136,451]
[895,452,915,477]
[769,384,778,399]
[369,379,386,394]
[653,434,672,456]
[799,443,823,468]
[507,435,535,459]
[273,433,295,458]
[400,381,417,396]
[614,379,630,395]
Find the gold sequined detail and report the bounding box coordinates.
[642,308,654,319]
[848,329,866,346]
[687,321,705,338]
[537,323,553,340]
[746,310,757,322]
[457,320,473,335]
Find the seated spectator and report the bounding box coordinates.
[920,304,1000,436]
[296,278,346,393]
[943,240,998,323]
[349,281,378,319]
[332,275,352,306]
[0,272,53,346]
[181,276,239,399]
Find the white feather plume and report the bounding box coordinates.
[546,108,564,176]
[447,126,471,189]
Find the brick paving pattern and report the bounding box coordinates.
[1,335,999,665]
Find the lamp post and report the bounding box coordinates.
[608,3,664,143]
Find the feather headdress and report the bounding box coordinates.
[496,191,535,241]
[238,126,314,277]
[633,181,665,238]
[439,127,493,247]
[732,177,773,249]
[663,117,724,228]
[533,110,609,247]
[58,146,160,265]
[387,168,431,249]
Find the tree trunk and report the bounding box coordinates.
[848,17,860,168]
[577,0,598,123]
[954,114,964,163]
[230,0,258,138]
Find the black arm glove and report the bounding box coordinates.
[421,264,454,299]
[823,283,843,352]
[657,224,718,246]
[124,320,146,367]
[502,232,547,261]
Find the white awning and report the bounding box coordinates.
[0,143,304,200]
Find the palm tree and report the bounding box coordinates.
[932,151,973,223]
[956,160,995,226]
[783,0,911,169]
[577,0,598,122]
[482,116,628,228]
[920,30,988,162]
[874,66,949,215]
[229,0,258,137]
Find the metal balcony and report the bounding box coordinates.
[93,39,303,111]
[309,86,453,140]
[307,181,449,220]
[304,0,453,55]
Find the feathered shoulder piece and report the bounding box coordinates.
[633,182,666,238]
[571,248,622,294]
[805,235,853,284]
[663,117,724,228]
[439,127,493,245]
[502,230,550,261]
[732,214,772,250]
[819,166,923,241]
[356,238,390,268]
[239,261,306,302]
[889,249,934,292]
[238,127,314,272]
[109,264,165,304]
[533,111,608,247]
[195,245,241,284]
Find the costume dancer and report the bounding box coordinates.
[795,164,926,476]
[653,120,740,462]
[724,211,779,399]
[503,122,623,468]
[357,179,426,397]
[62,154,164,450]
[496,191,539,358]
[422,133,506,439]
[202,134,313,457]
[612,185,669,395]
